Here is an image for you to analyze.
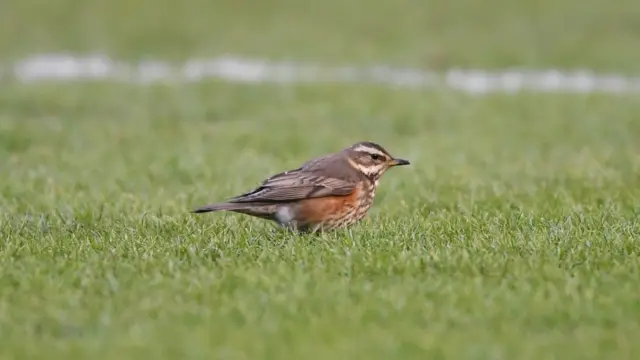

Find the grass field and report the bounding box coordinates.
[4,0,640,72]
[2,0,640,359]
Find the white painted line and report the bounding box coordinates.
[6,53,640,94]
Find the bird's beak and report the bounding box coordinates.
[389,158,410,166]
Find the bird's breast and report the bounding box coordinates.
[351,180,376,220]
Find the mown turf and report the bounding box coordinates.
[0,82,639,359]
[2,0,640,357]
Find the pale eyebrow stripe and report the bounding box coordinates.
[351,145,387,157]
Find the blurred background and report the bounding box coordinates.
[2,0,640,213]
[3,0,640,70]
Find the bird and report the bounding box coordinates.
[192,141,410,233]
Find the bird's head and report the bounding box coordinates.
[343,141,410,180]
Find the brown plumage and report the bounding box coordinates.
[193,141,410,232]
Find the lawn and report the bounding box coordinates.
[3,0,640,72]
[1,0,640,359]
[1,83,639,359]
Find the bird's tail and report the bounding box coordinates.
[192,202,251,213]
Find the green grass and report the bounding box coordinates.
[3,0,640,72]
[2,0,640,358]
[1,82,639,359]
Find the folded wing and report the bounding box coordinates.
[227,170,355,203]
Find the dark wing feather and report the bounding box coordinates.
[227,170,355,204]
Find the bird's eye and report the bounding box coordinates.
[370,154,382,161]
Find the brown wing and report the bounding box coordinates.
[227,169,356,204]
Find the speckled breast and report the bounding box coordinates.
[337,179,377,228]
